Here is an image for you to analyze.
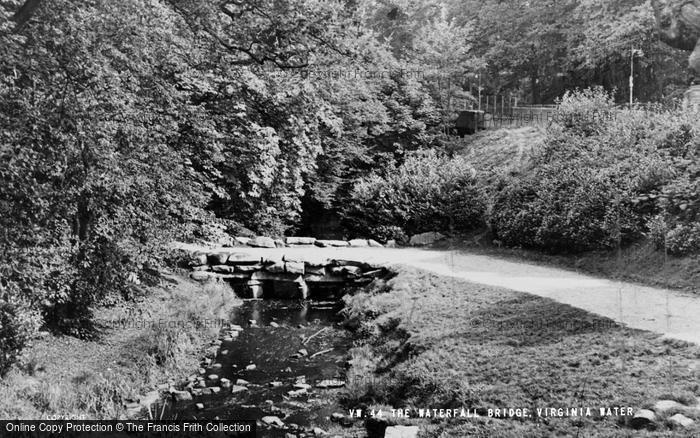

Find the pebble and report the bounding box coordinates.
[211,363,222,369]
[269,381,283,387]
[246,364,257,371]
[220,378,232,388]
[270,322,280,328]
[261,416,284,427]
[195,403,204,410]
[208,374,219,381]
[236,379,250,385]
[230,385,248,395]
[316,379,345,389]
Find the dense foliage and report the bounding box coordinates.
[0,0,697,374]
[342,150,483,240]
[487,89,699,253]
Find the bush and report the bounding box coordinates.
[487,88,675,253]
[342,150,484,239]
[552,87,615,136]
[0,301,39,376]
[665,224,700,256]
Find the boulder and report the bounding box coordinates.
[285,261,305,275]
[669,413,695,428]
[654,400,684,414]
[409,231,445,246]
[234,236,252,246]
[315,240,350,247]
[249,236,276,248]
[226,253,262,265]
[265,262,287,273]
[208,252,229,265]
[285,237,317,245]
[211,265,235,273]
[384,426,419,438]
[190,271,211,282]
[348,239,369,247]
[235,264,263,273]
[631,409,657,430]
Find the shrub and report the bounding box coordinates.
[665,224,700,256]
[0,301,39,376]
[552,87,615,137]
[342,150,483,239]
[487,88,676,253]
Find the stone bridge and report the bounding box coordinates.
[180,237,395,299]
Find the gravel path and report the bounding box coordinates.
[178,244,700,345]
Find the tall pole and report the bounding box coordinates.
[629,46,634,108]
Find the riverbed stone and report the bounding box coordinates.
[250,236,276,248]
[236,379,250,385]
[261,416,285,427]
[269,381,283,387]
[313,427,328,436]
[293,383,312,390]
[207,374,219,381]
[409,231,445,246]
[287,388,307,397]
[220,378,232,388]
[245,364,257,371]
[316,379,345,389]
[195,403,204,410]
[669,413,695,428]
[384,425,419,438]
[230,385,249,395]
[270,322,280,328]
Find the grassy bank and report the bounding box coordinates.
[0,275,240,420]
[341,267,700,437]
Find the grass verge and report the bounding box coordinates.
[341,267,700,437]
[0,275,241,420]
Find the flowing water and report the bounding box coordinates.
[168,293,363,437]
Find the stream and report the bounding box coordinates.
[168,293,365,437]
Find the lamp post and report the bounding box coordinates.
[629,47,643,108]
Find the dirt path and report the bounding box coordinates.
[179,244,700,345]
